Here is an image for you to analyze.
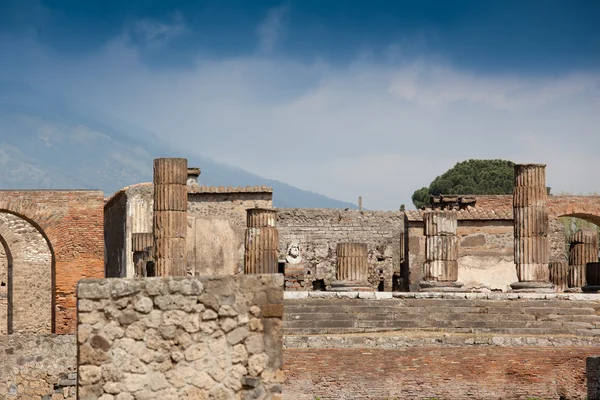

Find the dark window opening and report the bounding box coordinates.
[378,278,385,292]
[392,274,400,291]
[146,261,156,277]
[278,262,285,274]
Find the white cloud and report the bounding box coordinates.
[2,23,600,210]
[256,5,289,54]
[124,12,186,48]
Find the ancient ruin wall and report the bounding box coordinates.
[276,209,404,291]
[0,213,52,333]
[77,275,283,399]
[0,334,77,399]
[284,347,592,400]
[105,186,273,278]
[0,241,7,334]
[187,190,272,276]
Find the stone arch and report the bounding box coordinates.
[547,196,600,226]
[0,212,54,333]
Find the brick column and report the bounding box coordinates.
[245,208,278,274]
[419,210,463,292]
[330,242,374,291]
[568,229,598,290]
[153,158,188,276]
[511,164,553,292]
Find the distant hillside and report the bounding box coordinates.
[0,82,356,209]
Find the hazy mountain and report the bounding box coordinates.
[0,82,356,209]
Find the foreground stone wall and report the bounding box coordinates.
[77,275,283,399]
[0,334,77,399]
[277,209,404,291]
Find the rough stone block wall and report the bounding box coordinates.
[0,240,7,334]
[277,209,404,291]
[77,275,284,399]
[550,216,568,262]
[0,190,104,334]
[0,212,52,333]
[283,346,593,399]
[0,334,77,399]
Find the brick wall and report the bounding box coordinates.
[104,191,127,278]
[0,190,104,334]
[283,347,593,399]
[277,209,404,291]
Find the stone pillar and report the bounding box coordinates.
[568,229,598,290]
[245,208,278,274]
[419,210,462,292]
[548,260,569,292]
[153,158,188,276]
[330,242,374,291]
[587,356,600,400]
[511,164,553,292]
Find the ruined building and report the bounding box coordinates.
[3,160,600,399]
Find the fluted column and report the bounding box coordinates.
[244,208,278,274]
[330,242,374,291]
[153,158,188,276]
[568,229,598,289]
[548,261,569,292]
[419,210,462,291]
[511,164,553,291]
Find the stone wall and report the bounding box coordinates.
[0,238,8,335]
[277,209,404,291]
[187,190,272,276]
[104,185,273,278]
[0,334,77,399]
[104,190,128,278]
[0,212,53,333]
[456,220,516,291]
[0,190,104,334]
[77,275,284,399]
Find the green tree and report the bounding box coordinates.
[411,159,516,209]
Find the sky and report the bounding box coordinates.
[1,0,600,210]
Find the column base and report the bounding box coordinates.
[329,281,375,292]
[581,285,600,293]
[419,281,464,292]
[510,281,554,293]
[564,287,583,293]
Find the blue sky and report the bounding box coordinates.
[1,0,600,209]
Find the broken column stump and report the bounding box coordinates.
[245,208,279,274]
[568,229,598,291]
[511,164,553,292]
[330,242,374,291]
[548,260,569,292]
[419,210,463,292]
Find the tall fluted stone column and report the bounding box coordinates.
[568,229,598,290]
[548,261,569,292]
[511,164,553,292]
[245,208,278,274]
[419,210,462,292]
[330,242,374,291]
[153,158,188,276]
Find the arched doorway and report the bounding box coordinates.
[0,212,53,333]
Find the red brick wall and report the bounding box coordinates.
[284,347,595,399]
[0,191,104,334]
